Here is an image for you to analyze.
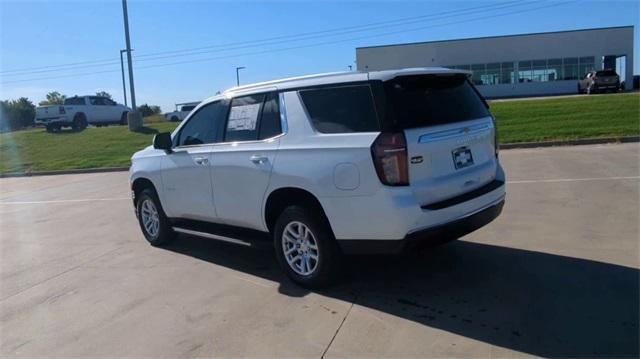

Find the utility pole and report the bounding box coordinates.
[236,66,245,86]
[122,0,142,130]
[119,49,128,107]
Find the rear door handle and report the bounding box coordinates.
[250,155,268,164]
[194,156,209,165]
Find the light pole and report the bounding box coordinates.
[119,49,128,107]
[122,0,142,130]
[236,66,245,86]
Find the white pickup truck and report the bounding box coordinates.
[35,95,132,132]
[163,102,199,122]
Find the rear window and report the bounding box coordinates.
[383,74,490,129]
[596,70,617,77]
[64,97,85,105]
[299,85,379,133]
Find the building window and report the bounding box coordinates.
[532,60,547,82]
[563,57,579,80]
[482,63,501,85]
[448,56,594,85]
[579,56,595,77]
[547,59,563,81]
[501,62,515,84]
[471,64,485,85]
[518,61,532,82]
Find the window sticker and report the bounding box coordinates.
[227,103,261,131]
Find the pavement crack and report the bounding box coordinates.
[321,292,358,359]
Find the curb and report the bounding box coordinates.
[1,136,638,178]
[0,166,129,178]
[500,136,639,150]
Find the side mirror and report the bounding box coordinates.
[153,132,173,153]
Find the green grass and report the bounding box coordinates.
[0,94,638,174]
[490,93,639,143]
[0,120,178,173]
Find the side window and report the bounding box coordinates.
[64,97,86,105]
[299,85,379,133]
[259,92,282,140]
[89,97,101,105]
[105,99,116,106]
[176,101,228,147]
[225,94,264,142]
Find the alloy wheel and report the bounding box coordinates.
[282,221,319,276]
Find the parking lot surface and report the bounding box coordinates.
[1,143,638,358]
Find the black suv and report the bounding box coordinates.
[578,69,621,94]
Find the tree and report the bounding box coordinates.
[38,91,66,106]
[0,97,36,131]
[137,104,162,117]
[95,91,113,99]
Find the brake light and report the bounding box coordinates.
[371,132,409,186]
[59,106,66,114]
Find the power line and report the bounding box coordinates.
[1,0,527,76]
[0,1,575,85]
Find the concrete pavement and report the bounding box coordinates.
[1,143,638,357]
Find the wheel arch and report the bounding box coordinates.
[131,177,158,207]
[263,187,333,236]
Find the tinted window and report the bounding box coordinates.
[299,85,379,133]
[89,97,104,105]
[596,70,617,77]
[177,101,227,146]
[104,98,116,106]
[382,74,490,129]
[64,97,85,105]
[259,92,282,139]
[181,105,195,111]
[225,94,264,142]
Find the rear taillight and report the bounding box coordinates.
[59,106,66,114]
[371,132,409,186]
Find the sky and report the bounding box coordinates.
[1,0,638,112]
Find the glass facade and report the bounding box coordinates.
[447,56,596,85]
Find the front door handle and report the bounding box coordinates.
[250,155,268,164]
[194,156,209,165]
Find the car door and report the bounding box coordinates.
[88,96,108,122]
[160,100,228,221]
[210,92,283,230]
[104,98,121,121]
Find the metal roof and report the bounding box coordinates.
[356,25,635,50]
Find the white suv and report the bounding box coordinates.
[130,68,506,287]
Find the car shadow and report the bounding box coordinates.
[163,235,639,357]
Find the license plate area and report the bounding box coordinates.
[452,146,474,170]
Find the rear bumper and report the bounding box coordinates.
[338,197,504,255]
[35,117,70,125]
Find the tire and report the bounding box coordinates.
[46,124,60,132]
[274,205,341,288]
[72,113,87,131]
[136,188,175,246]
[120,112,128,125]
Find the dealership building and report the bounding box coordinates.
[356,26,634,98]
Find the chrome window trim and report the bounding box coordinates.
[171,92,287,150]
